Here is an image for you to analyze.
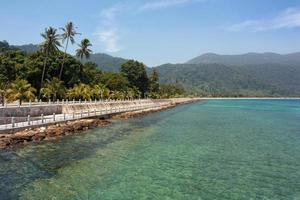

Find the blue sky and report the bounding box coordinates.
[1,0,300,66]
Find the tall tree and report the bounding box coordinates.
[59,22,79,80]
[40,27,61,96]
[76,39,92,61]
[149,69,159,93]
[121,60,149,97]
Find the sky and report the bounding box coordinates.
[1,0,300,66]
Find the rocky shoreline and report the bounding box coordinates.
[0,98,201,150]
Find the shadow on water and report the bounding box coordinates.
[0,103,195,200]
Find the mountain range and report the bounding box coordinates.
[156,53,300,96]
[4,42,300,96]
[187,52,300,66]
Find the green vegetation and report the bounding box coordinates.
[84,52,300,97]
[41,78,66,101]
[0,22,185,104]
[121,60,149,97]
[6,79,36,105]
[155,62,300,97]
[85,53,128,72]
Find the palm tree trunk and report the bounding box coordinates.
[0,89,4,106]
[59,37,69,80]
[39,54,48,99]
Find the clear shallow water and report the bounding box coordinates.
[1,100,300,199]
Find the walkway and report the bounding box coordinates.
[0,100,170,133]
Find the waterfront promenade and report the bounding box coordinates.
[0,98,192,133]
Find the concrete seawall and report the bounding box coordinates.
[0,105,62,118]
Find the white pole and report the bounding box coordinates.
[11,117,15,128]
[27,115,30,125]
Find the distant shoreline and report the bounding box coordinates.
[199,97,300,100]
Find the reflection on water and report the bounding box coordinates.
[1,100,300,199]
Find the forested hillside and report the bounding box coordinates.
[155,63,283,97]
[187,52,300,66]
[2,40,300,97]
[84,53,128,72]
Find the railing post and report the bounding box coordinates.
[27,115,30,125]
[88,110,90,117]
[29,100,32,107]
[73,99,75,104]
[94,109,96,116]
[53,113,56,122]
[80,110,83,118]
[73,112,75,119]
[11,117,15,128]
[85,99,87,104]
[41,114,44,123]
[57,99,59,104]
[64,113,66,120]
[49,99,51,104]
[79,99,82,104]
[66,99,69,105]
[18,100,21,107]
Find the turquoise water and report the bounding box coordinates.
[1,100,300,199]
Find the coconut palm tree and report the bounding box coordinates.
[126,88,136,100]
[92,84,109,100]
[40,78,66,101]
[6,79,36,105]
[67,83,93,100]
[40,27,61,96]
[76,39,92,61]
[59,22,79,80]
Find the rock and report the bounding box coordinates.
[39,127,46,133]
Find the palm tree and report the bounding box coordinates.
[6,79,36,105]
[41,78,66,101]
[40,27,61,96]
[67,83,93,100]
[76,39,92,62]
[92,84,109,100]
[59,22,79,80]
[126,88,136,100]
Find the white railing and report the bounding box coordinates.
[0,100,170,132]
[0,98,151,108]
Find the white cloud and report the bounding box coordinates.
[95,0,206,52]
[95,29,121,53]
[138,0,204,11]
[95,3,126,53]
[228,7,300,32]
